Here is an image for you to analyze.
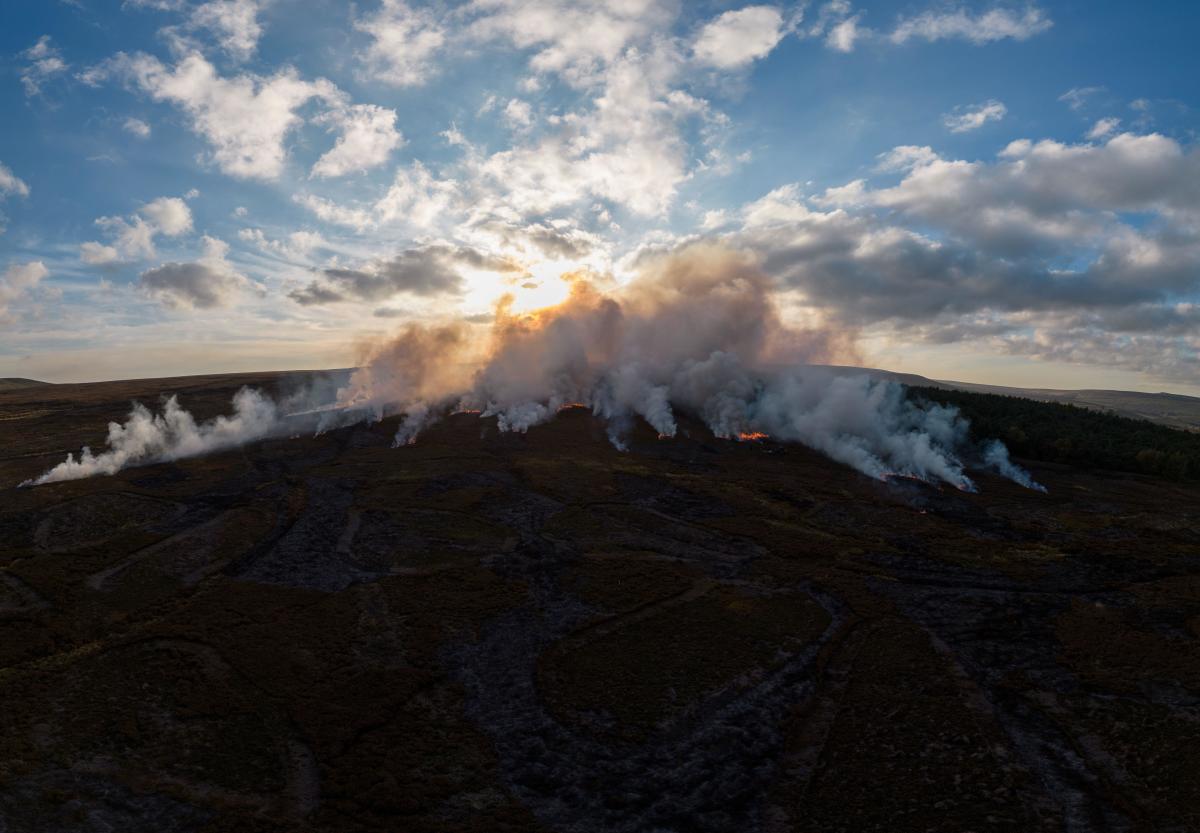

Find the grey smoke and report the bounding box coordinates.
[23,244,1043,493]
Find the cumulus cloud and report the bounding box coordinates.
[20,36,68,97]
[890,5,1052,44]
[186,0,266,61]
[825,15,863,52]
[465,0,680,85]
[502,98,534,129]
[1087,117,1121,140]
[311,104,404,178]
[298,160,459,230]
[238,227,327,260]
[83,195,194,263]
[0,261,49,318]
[355,0,446,87]
[289,244,525,305]
[81,242,121,265]
[943,99,1007,132]
[123,117,152,138]
[692,6,788,69]
[97,51,340,180]
[714,130,1200,380]
[140,196,193,235]
[0,163,30,199]
[296,2,783,230]
[139,236,257,308]
[463,42,710,218]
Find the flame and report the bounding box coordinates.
[557,402,589,412]
[738,432,769,441]
[657,433,671,440]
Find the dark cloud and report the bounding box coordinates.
[520,224,596,259]
[139,260,249,308]
[289,244,526,306]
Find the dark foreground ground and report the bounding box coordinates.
[1,373,1198,833]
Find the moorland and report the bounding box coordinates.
[1,371,1198,832]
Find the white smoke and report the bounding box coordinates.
[22,243,1044,493]
[329,244,1043,492]
[982,440,1047,492]
[22,387,283,487]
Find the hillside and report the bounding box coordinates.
[0,371,1198,832]
[0,378,50,392]
[818,365,1200,431]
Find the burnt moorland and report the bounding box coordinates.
[1,372,1198,833]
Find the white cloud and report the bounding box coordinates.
[82,195,194,263]
[465,0,680,85]
[470,43,710,218]
[298,160,459,231]
[890,6,1052,45]
[103,52,341,181]
[187,0,265,62]
[311,104,404,178]
[238,227,327,260]
[817,133,1200,264]
[693,6,788,69]
[0,163,30,199]
[140,196,194,235]
[825,15,862,52]
[0,261,48,318]
[1059,86,1104,112]
[81,242,121,265]
[875,145,939,171]
[942,99,1007,133]
[356,0,446,87]
[123,117,152,138]
[502,98,534,129]
[303,31,725,227]
[20,36,69,97]
[124,0,186,9]
[1087,117,1121,141]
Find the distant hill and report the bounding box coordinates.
[0,378,50,392]
[815,366,1200,432]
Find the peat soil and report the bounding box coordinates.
[0,374,1198,833]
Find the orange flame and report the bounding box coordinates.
[557,402,589,412]
[738,432,769,441]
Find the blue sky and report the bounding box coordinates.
[1,0,1198,392]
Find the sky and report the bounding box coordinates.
[1,0,1198,393]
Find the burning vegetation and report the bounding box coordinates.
[23,244,1040,493]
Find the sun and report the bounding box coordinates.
[459,258,581,317]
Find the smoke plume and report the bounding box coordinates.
[22,388,284,487]
[21,243,1043,492]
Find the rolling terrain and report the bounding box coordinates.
[1,372,1198,832]
[0,379,51,393]
[819,366,1200,432]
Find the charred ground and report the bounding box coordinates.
[1,372,1198,833]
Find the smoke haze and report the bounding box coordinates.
[23,244,1043,492]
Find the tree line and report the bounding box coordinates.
[909,386,1200,481]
